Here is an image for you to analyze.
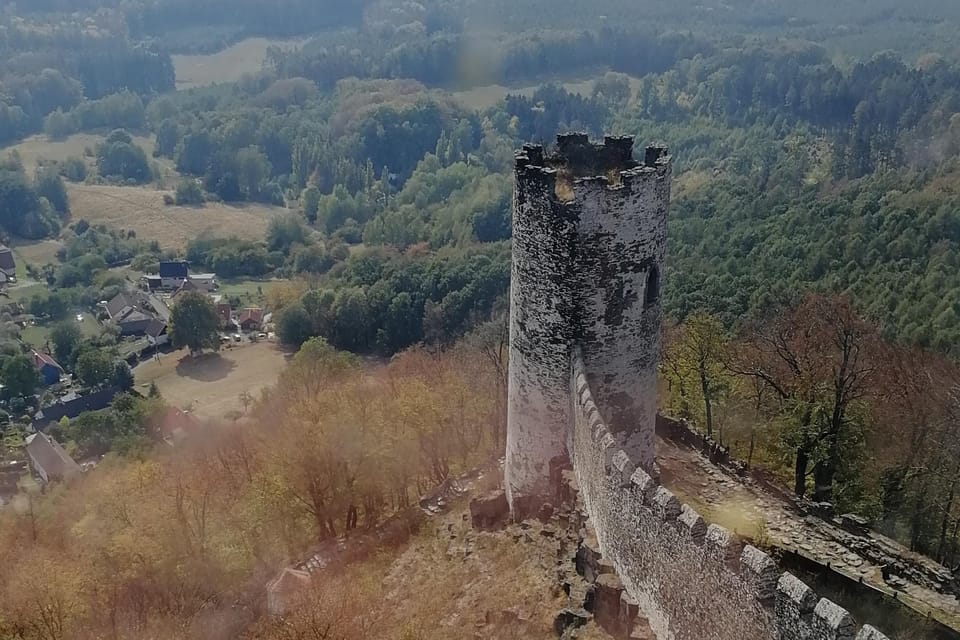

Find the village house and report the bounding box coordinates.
[0,245,16,282]
[25,432,81,484]
[32,350,64,386]
[158,260,189,289]
[143,262,217,292]
[104,291,170,339]
[145,319,169,346]
[238,307,264,332]
[34,387,121,428]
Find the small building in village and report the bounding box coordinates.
[32,350,64,386]
[34,387,121,428]
[25,432,81,484]
[159,261,190,289]
[238,307,264,332]
[0,245,16,282]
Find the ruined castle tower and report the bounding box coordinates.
[505,134,671,506]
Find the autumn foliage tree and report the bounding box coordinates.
[660,312,732,439]
[729,294,880,502]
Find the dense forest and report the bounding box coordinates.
[3,0,960,637]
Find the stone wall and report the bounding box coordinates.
[506,134,669,503]
[569,350,890,640]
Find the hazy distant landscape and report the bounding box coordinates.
[2,1,960,639]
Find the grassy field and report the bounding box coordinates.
[1,132,158,174]
[20,313,100,348]
[133,342,290,419]
[67,184,285,251]
[217,279,286,308]
[6,281,47,303]
[452,72,643,110]
[172,37,305,89]
[9,238,63,269]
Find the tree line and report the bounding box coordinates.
[663,293,960,565]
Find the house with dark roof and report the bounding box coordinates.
[117,310,156,336]
[34,387,120,427]
[104,291,169,339]
[169,278,201,305]
[105,292,137,320]
[0,246,16,281]
[31,350,64,386]
[188,273,217,291]
[142,274,163,291]
[25,433,81,484]
[159,261,189,289]
[238,307,264,332]
[145,319,169,346]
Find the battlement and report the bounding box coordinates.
[515,134,669,201]
[568,349,891,640]
[507,133,892,639]
[507,133,668,503]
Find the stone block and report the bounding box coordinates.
[598,433,618,469]
[612,450,636,486]
[470,491,508,531]
[554,608,591,636]
[629,467,659,505]
[652,487,682,522]
[705,524,742,566]
[812,598,856,640]
[776,572,819,629]
[575,534,604,583]
[740,545,779,602]
[855,625,891,640]
[677,504,707,543]
[592,573,625,635]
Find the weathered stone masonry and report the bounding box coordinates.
[507,134,668,504]
[506,134,890,640]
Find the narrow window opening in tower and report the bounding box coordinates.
[645,266,660,308]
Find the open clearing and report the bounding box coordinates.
[1,132,157,174]
[172,37,304,89]
[453,73,642,110]
[10,238,63,269]
[67,184,285,251]
[134,341,290,419]
[218,279,286,307]
[21,312,100,348]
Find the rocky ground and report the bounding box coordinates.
[280,464,639,640]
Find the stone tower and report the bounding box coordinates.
[505,133,671,507]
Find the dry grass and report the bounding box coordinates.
[172,37,305,89]
[2,133,157,174]
[255,500,607,640]
[67,184,286,250]
[453,73,642,110]
[9,238,63,268]
[133,342,291,419]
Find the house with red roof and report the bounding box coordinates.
[238,307,264,332]
[31,350,64,386]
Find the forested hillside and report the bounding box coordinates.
[3,1,960,636]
